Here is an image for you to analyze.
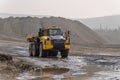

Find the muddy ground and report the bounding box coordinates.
[0,40,120,80]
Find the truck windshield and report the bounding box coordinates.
[49,29,63,36]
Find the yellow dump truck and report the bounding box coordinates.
[27,26,70,58]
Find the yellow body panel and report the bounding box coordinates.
[43,44,70,50]
[43,44,53,50]
[43,40,53,50]
[65,44,71,49]
[40,36,70,50]
[40,36,52,50]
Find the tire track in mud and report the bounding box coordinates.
[1,45,120,58]
[0,45,29,57]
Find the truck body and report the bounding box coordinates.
[27,26,70,58]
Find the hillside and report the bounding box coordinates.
[0,17,107,47]
[95,29,120,44]
[79,15,120,44]
[79,15,120,29]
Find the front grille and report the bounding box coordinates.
[52,39,65,49]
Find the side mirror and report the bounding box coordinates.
[66,30,70,37]
[67,30,70,35]
[65,30,70,43]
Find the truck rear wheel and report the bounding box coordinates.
[29,43,40,57]
[34,41,40,57]
[31,43,36,57]
[40,44,47,58]
[34,47,40,57]
[61,50,69,58]
[29,43,33,56]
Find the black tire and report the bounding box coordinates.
[42,51,48,58]
[31,43,36,57]
[61,50,69,58]
[34,41,40,57]
[34,47,40,57]
[29,42,40,57]
[40,44,47,58]
[29,43,33,56]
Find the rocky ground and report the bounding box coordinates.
[0,52,38,80]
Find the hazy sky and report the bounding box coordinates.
[0,0,119,18]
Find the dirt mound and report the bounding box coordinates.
[12,59,38,72]
[0,53,12,61]
[0,52,40,80]
[0,52,37,72]
[0,17,107,47]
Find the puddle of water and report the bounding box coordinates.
[17,73,38,80]
[17,67,69,80]
[64,64,109,80]
[89,71,120,80]
[17,56,87,80]
[31,67,69,76]
[76,57,120,80]
[51,75,64,80]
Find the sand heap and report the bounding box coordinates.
[0,17,107,47]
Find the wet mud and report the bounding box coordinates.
[0,45,120,80]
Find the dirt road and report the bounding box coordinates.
[0,42,120,80]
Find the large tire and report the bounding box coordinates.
[34,41,40,57]
[34,38,40,57]
[40,44,47,58]
[34,47,40,57]
[29,42,40,57]
[31,43,36,57]
[61,50,69,58]
[29,43,33,56]
[42,51,48,58]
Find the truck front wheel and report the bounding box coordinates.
[61,50,69,58]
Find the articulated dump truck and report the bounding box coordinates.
[27,26,70,58]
